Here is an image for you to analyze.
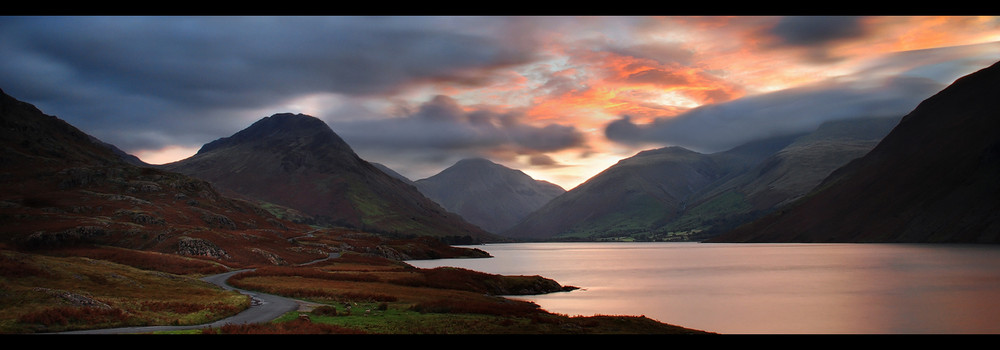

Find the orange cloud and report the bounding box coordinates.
[522,44,748,129]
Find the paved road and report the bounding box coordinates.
[58,252,340,334]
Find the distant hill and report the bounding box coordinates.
[414,158,565,233]
[504,115,901,241]
[162,113,498,243]
[710,61,1000,243]
[0,88,323,266]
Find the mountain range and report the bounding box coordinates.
[502,115,900,241]
[709,60,1000,243]
[413,158,565,233]
[4,59,998,246]
[160,113,498,244]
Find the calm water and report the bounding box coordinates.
[405,242,1000,334]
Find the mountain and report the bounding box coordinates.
[0,88,324,266]
[502,136,796,240]
[504,115,901,241]
[413,158,565,233]
[711,61,1000,243]
[161,113,498,243]
[372,162,415,186]
[670,116,901,237]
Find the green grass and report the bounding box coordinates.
[665,191,750,230]
[557,195,671,239]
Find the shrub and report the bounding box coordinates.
[410,298,541,317]
[18,306,129,326]
[0,253,49,278]
[213,319,366,334]
[312,305,338,316]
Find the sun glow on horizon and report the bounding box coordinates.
[132,145,200,165]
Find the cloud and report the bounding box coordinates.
[527,154,563,167]
[605,74,945,153]
[604,40,1000,153]
[767,16,868,48]
[0,16,540,152]
[328,95,587,181]
[332,95,585,154]
[761,16,871,62]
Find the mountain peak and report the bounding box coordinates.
[414,158,565,233]
[197,113,348,155]
[455,157,496,166]
[164,113,496,241]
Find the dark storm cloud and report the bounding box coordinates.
[0,16,539,151]
[768,16,868,48]
[332,95,585,153]
[605,75,945,153]
[764,16,870,62]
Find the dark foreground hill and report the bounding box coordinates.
[162,113,498,243]
[414,158,565,233]
[711,61,1000,243]
[0,88,326,265]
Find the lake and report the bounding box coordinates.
[405,242,1000,334]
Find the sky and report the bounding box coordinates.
[2,16,1000,190]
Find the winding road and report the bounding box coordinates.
[57,252,339,334]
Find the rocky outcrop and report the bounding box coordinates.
[176,237,231,260]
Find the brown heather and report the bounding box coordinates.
[0,249,248,333]
[39,245,229,275]
[208,318,367,334]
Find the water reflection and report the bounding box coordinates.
[406,242,1000,334]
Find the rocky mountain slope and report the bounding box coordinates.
[710,61,1000,243]
[414,158,565,233]
[161,113,498,243]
